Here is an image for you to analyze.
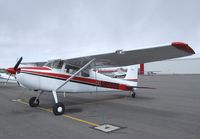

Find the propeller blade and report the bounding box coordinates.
[5,73,12,85]
[14,57,23,70]
[5,57,23,85]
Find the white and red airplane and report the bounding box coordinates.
[6,42,195,115]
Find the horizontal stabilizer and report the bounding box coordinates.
[132,86,156,89]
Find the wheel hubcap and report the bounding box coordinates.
[57,107,63,112]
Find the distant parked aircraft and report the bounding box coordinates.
[0,73,16,83]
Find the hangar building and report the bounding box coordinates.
[141,58,200,75]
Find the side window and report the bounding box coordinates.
[65,64,79,74]
[52,60,64,69]
[64,64,89,77]
[81,69,89,77]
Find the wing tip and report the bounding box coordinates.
[171,42,195,55]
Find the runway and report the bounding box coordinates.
[0,75,200,139]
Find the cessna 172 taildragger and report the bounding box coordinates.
[6,42,195,115]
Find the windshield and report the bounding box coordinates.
[44,60,64,69]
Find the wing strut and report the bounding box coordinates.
[56,58,95,91]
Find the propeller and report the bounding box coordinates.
[14,57,23,70]
[5,57,23,84]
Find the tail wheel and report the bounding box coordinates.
[29,97,39,107]
[53,102,65,115]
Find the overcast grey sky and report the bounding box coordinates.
[0,0,199,67]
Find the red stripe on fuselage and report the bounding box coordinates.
[20,70,133,91]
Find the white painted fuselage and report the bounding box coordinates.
[16,66,138,93]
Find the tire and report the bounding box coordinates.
[131,92,136,98]
[53,102,65,115]
[29,97,39,107]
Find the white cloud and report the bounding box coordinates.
[0,0,199,68]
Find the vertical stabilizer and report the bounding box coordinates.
[124,65,138,85]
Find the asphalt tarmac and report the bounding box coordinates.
[0,75,200,139]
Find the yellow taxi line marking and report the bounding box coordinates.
[62,114,99,127]
[14,99,100,127]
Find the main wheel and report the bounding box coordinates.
[29,97,39,107]
[53,102,65,115]
[131,92,136,98]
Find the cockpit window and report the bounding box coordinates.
[44,60,89,77]
[44,62,51,68]
[44,60,64,69]
[52,60,64,69]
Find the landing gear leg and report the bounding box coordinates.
[52,91,65,115]
[29,91,43,107]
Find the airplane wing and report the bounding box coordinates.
[64,42,195,67]
[21,61,46,66]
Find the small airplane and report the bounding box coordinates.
[0,73,16,84]
[6,42,195,115]
[97,66,128,78]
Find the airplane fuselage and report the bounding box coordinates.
[6,42,194,115]
[16,66,137,93]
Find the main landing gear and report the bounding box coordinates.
[52,91,65,115]
[29,91,65,115]
[53,102,65,115]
